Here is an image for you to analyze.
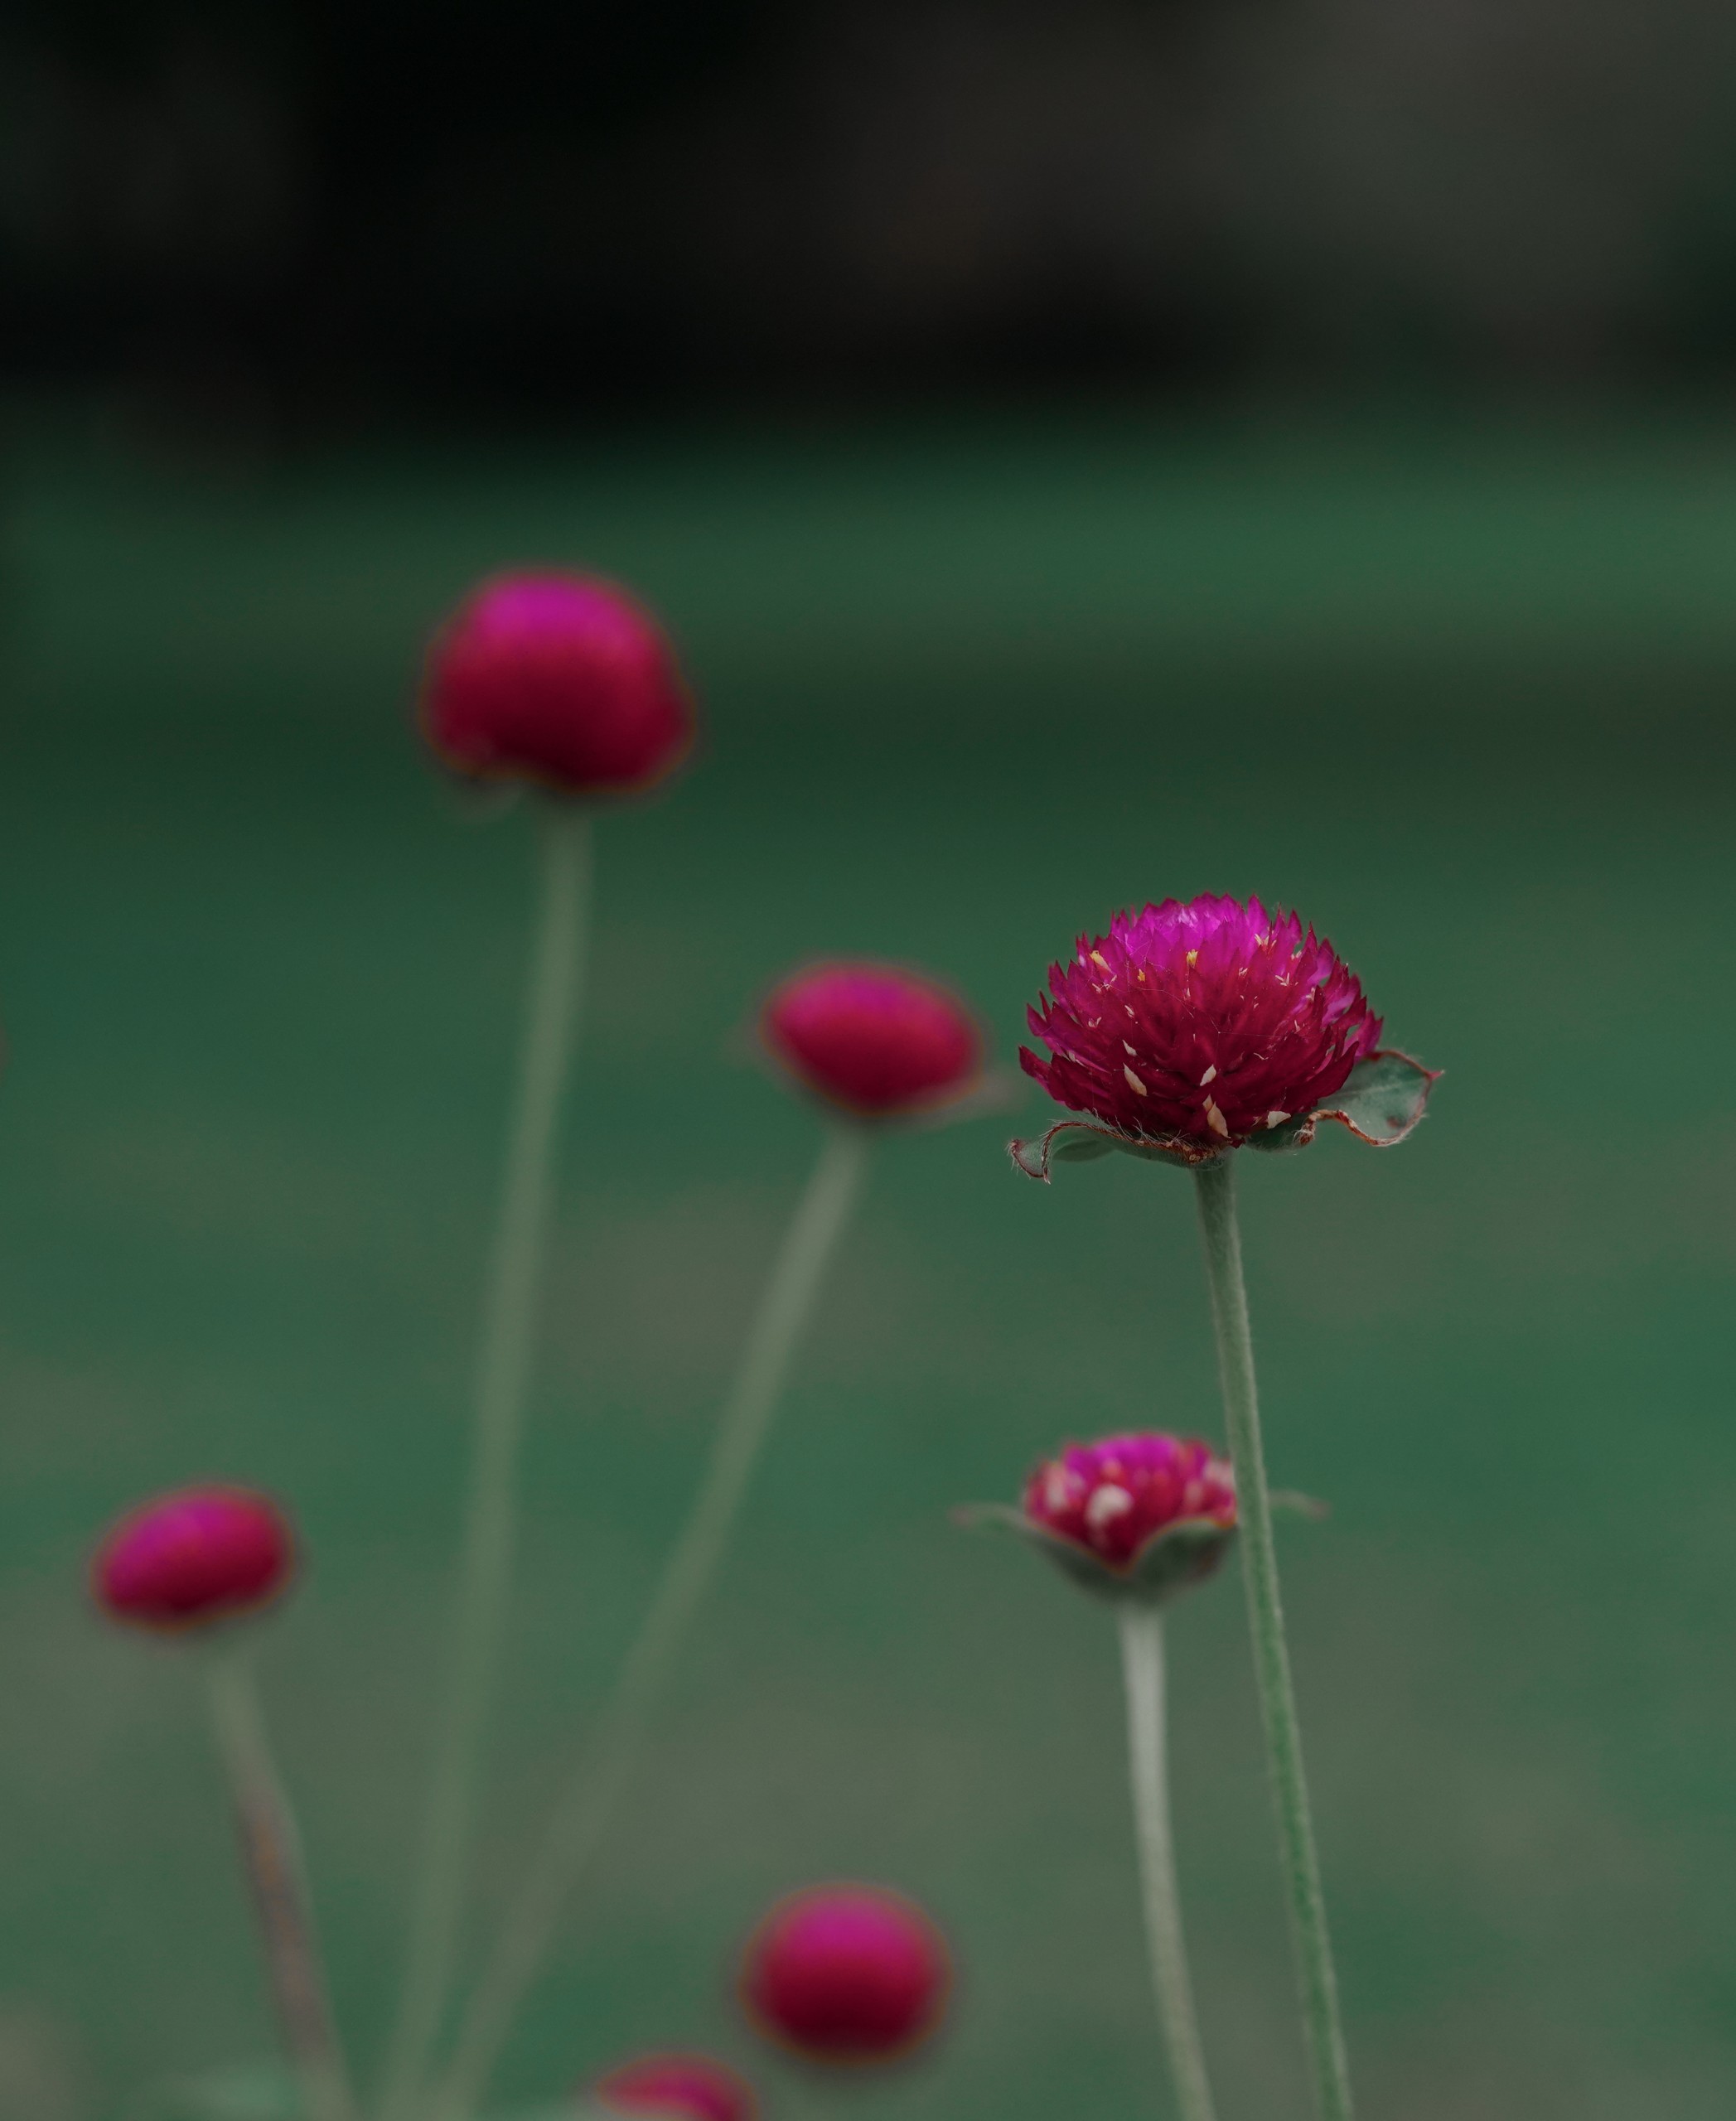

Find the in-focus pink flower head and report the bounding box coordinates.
[739,1883,952,2068]
[93,1484,295,1633]
[761,961,984,1123]
[422,571,694,798]
[591,2052,757,2121]
[1013,893,1437,1179]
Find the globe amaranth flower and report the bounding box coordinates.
[93,1484,294,1631]
[422,571,694,796]
[740,1884,951,2065]
[1014,893,1437,1177]
[592,2053,757,2121]
[762,961,983,1121]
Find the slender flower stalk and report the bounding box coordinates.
[1118,1606,1216,2121]
[382,805,592,2121]
[434,1124,872,2121]
[204,1649,355,2121]
[1193,1155,1352,2121]
[961,1433,1233,2121]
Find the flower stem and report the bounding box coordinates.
[433,1123,873,2121]
[381,804,593,2121]
[1116,1605,1217,2121]
[205,1650,356,2121]
[1192,1155,1353,2121]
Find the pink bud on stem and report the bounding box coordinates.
[739,1885,952,2070]
[387,571,697,2121]
[431,959,989,2121]
[92,1487,355,2121]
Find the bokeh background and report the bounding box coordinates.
[7,7,1736,2121]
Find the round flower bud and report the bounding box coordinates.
[93,1485,294,1632]
[739,1884,951,2065]
[421,572,694,796]
[761,962,982,1121]
[592,2053,757,2121]
[1022,894,1381,1151]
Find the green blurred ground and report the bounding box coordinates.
[4,409,1736,2121]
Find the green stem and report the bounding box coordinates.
[1192,1155,1353,2121]
[381,804,593,2121]
[205,1652,356,2121]
[433,1123,873,2121]
[1116,1605,1217,2121]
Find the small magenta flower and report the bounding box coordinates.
[762,961,983,1121]
[962,1431,1239,1605]
[93,1484,294,1631]
[740,1884,952,2065]
[1028,1433,1236,1574]
[592,2053,757,2121]
[421,571,694,795]
[1014,893,1435,1177]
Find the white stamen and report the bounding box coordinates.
[1204,1097,1231,1138]
[1199,1065,1217,1085]
[1123,1064,1148,1096]
[1085,1485,1134,1532]
[1265,1109,1290,1128]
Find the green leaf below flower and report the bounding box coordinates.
[955,1503,1236,1607]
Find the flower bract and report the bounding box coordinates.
[762,961,983,1121]
[592,2053,757,2121]
[93,1485,294,1631]
[739,1883,951,2065]
[421,571,694,796]
[1015,894,1434,1173]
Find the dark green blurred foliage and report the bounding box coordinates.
[3,412,1736,2119]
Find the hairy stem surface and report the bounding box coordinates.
[206,1654,355,2121]
[382,805,593,2121]
[1192,1154,1353,2121]
[1117,1605,1217,2121]
[435,1123,872,2121]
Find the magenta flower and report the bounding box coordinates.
[1013,894,1436,1178]
[962,1432,1239,1604]
[93,1484,294,1631]
[592,2053,757,2121]
[421,571,694,795]
[762,961,984,1121]
[739,1884,952,2066]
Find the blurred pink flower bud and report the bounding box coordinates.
[1026,1432,1236,1573]
[591,2052,757,2121]
[739,1883,951,2065]
[422,571,694,796]
[93,1484,295,1632]
[761,962,983,1120]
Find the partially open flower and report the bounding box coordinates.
[762,962,983,1122]
[93,1485,294,1632]
[960,1432,1238,1605]
[422,571,694,796]
[591,2053,757,2121]
[1013,894,1436,1177]
[739,1884,951,2066]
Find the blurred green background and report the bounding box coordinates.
[2,410,1736,2121]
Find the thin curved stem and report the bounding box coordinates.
[380,805,593,2121]
[205,1651,355,2121]
[1192,1155,1353,2121]
[1117,1606,1217,2121]
[433,1123,873,2121]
